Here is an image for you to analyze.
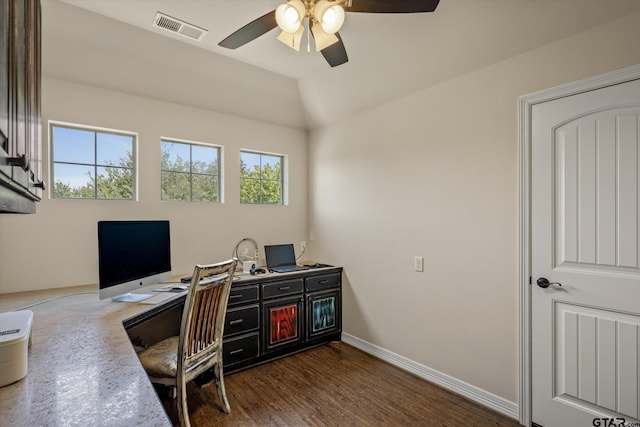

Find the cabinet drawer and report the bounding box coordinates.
[223,332,259,366]
[305,273,341,292]
[262,278,303,299]
[227,284,259,307]
[224,305,259,337]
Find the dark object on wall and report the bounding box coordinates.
[1,0,43,214]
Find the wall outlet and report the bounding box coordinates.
[300,241,306,251]
[414,256,424,272]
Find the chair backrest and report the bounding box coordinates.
[177,258,237,377]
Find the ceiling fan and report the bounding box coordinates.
[218,0,440,67]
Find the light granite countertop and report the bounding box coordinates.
[0,285,174,427]
[0,266,340,426]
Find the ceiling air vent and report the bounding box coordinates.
[152,12,208,42]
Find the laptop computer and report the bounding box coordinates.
[264,244,309,273]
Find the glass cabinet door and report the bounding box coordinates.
[306,288,341,341]
[262,296,303,353]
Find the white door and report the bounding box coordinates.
[531,78,640,426]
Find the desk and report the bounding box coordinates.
[126,267,343,373]
[0,267,342,425]
[0,285,173,426]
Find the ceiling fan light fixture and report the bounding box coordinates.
[314,1,345,34]
[276,25,304,51]
[275,0,306,34]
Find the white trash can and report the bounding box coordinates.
[0,310,33,387]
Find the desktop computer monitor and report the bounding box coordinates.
[97,220,172,302]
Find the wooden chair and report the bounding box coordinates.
[138,259,238,426]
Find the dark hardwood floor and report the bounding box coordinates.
[160,342,521,426]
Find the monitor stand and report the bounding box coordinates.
[111,292,153,303]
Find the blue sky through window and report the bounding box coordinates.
[97,133,133,165]
[241,151,281,176]
[241,151,260,175]
[52,127,94,164]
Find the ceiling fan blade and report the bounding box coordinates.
[218,10,278,49]
[320,33,349,67]
[346,0,440,13]
[310,20,349,67]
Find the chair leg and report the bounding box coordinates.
[213,360,231,413]
[176,375,190,427]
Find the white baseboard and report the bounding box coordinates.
[341,333,519,420]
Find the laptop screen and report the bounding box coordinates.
[265,244,296,268]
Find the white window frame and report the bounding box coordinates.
[160,137,223,203]
[48,120,138,200]
[240,149,288,205]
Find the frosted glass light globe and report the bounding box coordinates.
[315,2,345,34]
[276,1,305,34]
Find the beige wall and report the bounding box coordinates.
[1,5,638,411]
[0,78,308,294]
[309,11,640,403]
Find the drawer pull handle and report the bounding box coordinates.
[230,349,244,356]
[229,319,244,326]
[229,294,243,300]
[319,280,330,284]
[278,286,291,291]
[7,155,28,171]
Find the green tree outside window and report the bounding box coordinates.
[161,140,220,202]
[240,151,283,204]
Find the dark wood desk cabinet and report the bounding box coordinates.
[124,267,342,374]
[1,0,44,214]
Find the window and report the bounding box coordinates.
[50,123,135,200]
[161,139,220,202]
[240,151,283,204]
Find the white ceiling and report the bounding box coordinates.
[43,0,640,130]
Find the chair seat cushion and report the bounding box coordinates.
[138,336,179,378]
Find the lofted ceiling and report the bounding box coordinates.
[43,0,640,130]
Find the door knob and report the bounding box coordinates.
[536,277,562,289]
